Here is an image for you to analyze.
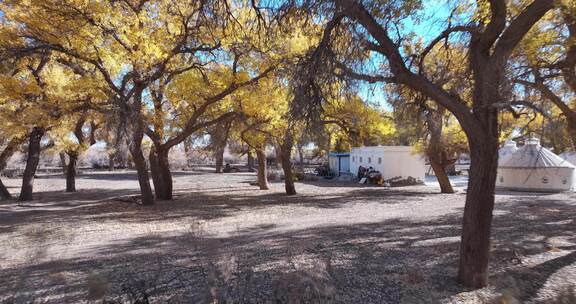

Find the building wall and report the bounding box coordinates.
[496,167,575,192]
[349,146,425,181]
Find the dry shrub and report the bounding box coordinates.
[272,241,337,304]
[272,270,336,304]
[87,272,109,300]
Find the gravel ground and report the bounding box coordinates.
[0,169,575,303]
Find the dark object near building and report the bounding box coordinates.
[315,163,332,177]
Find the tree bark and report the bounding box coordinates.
[64,115,88,193]
[0,136,25,200]
[18,127,44,201]
[129,88,155,206]
[149,147,173,200]
[426,109,454,194]
[256,149,269,190]
[0,179,11,201]
[457,137,499,288]
[108,152,115,171]
[279,132,296,195]
[430,160,454,193]
[215,147,224,173]
[65,152,78,192]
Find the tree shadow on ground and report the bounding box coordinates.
[0,185,574,303]
[0,175,437,236]
[1,172,574,303]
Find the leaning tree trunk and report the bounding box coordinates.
[426,106,454,193]
[256,149,269,190]
[149,147,173,200]
[18,127,44,201]
[65,152,78,192]
[0,179,11,201]
[429,159,454,193]
[0,136,25,200]
[128,90,155,206]
[279,132,296,195]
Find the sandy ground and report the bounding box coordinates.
[0,169,575,303]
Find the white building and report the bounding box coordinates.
[350,146,425,181]
[496,138,575,192]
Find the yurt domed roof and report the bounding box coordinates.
[499,138,576,169]
[503,140,518,148]
[560,151,576,166]
[498,140,519,163]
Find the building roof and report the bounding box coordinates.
[560,151,576,166]
[351,146,416,153]
[329,152,350,157]
[499,138,576,169]
[498,140,519,164]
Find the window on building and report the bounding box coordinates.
[352,156,355,162]
[359,157,363,162]
[368,157,371,163]
[378,157,382,164]
[499,176,504,183]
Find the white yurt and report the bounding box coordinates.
[496,138,575,192]
[498,140,519,164]
[560,151,576,166]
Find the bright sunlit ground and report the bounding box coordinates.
[1,169,575,303]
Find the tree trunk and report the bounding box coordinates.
[0,136,25,200]
[430,160,454,193]
[279,132,296,195]
[108,152,115,171]
[425,106,454,193]
[65,152,78,192]
[149,147,173,200]
[18,127,44,201]
[247,151,255,172]
[215,148,224,173]
[129,89,155,206]
[0,178,11,200]
[256,149,269,190]
[130,136,154,205]
[457,137,499,288]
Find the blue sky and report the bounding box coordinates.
[358,0,463,110]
